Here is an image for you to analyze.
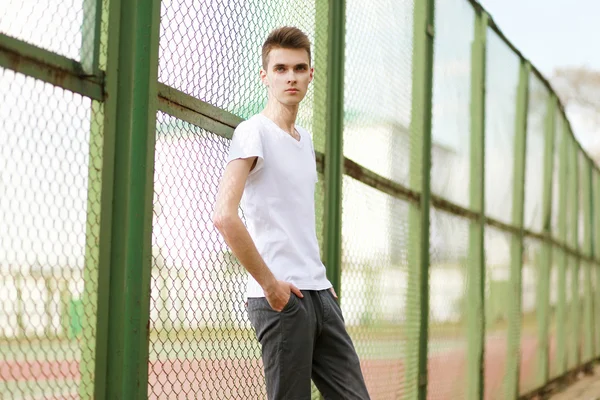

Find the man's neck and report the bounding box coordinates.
[262,100,299,135]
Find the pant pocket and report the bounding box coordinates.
[281,293,298,313]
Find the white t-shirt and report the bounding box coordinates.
[226,113,332,298]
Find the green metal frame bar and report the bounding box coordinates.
[323,0,345,298]
[157,83,243,137]
[555,116,568,375]
[101,0,161,398]
[406,0,435,397]
[0,32,104,99]
[536,94,557,386]
[582,157,594,362]
[594,172,600,357]
[467,9,488,400]
[505,60,530,399]
[568,137,580,369]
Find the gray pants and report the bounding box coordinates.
[247,289,371,400]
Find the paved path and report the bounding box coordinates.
[549,365,600,400]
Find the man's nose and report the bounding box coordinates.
[287,70,297,82]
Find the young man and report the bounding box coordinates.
[213,26,370,400]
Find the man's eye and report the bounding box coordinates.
[276,67,285,72]
[296,66,307,71]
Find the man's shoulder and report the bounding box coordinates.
[236,114,264,131]
[231,115,267,143]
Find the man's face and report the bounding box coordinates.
[261,47,313,106]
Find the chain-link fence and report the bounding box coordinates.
[0,68,96,398]
[2,0,600,399]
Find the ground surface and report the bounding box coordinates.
[548,365,600,400]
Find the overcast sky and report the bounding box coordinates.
[479,0,600,75]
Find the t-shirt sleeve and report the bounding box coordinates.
[226,121,264,174]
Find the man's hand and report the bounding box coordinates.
[329,286,338,299]
[264,280,304,312]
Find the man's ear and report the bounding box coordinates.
[309,67,314,83]
[260,68,268,86]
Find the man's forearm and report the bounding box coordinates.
[216,215,276,292]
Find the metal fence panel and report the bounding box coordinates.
[157,0,322,142]
[149,114,266,399]
[428,209,470,400]
[430,0,474,210]
[484,30,520,226]
[483,226,512,400]
[0,68,94,399]
[1,0,85,60]
[520,237,542,394]
[343,0,414,189]
[523,74,549,233]
[341,176,409,399]
[549,248,562,379]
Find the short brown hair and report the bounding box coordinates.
[262,26,311,70]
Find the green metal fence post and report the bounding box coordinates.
[100,0,161,398]
[323,0,345,298]
[467,9,488,400]
[582,157,594,362]
[505,60,530,399]
[536,94,557,386]
[312,0,329,267]
[407,0,435,398]
[594,172,600,357]
[568,139,580,369]
[556,116,568,375]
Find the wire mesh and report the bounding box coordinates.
[594,263,600,359]
[581,260,593,363]
[549,247,561,379]
[430,0,473,210]
[157,0,322,146]
[340,176,409,400]
[567,255,579,370]
[484,30,519,225]
[1,0,85,61]
[150,113,264,399]
[0,68,95,399]
[150,113,326,399]
[524,74,549,233]
[578,153,587,250]
[578,259,586,362]
[519,238,542,394]
[551,113,565,237]
[427,209,469,400]
[483,226,511,400]
[567,136,579,249]
[343,0,415,189]
[427,3,474,396]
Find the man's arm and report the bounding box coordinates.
[212,157,303,311]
